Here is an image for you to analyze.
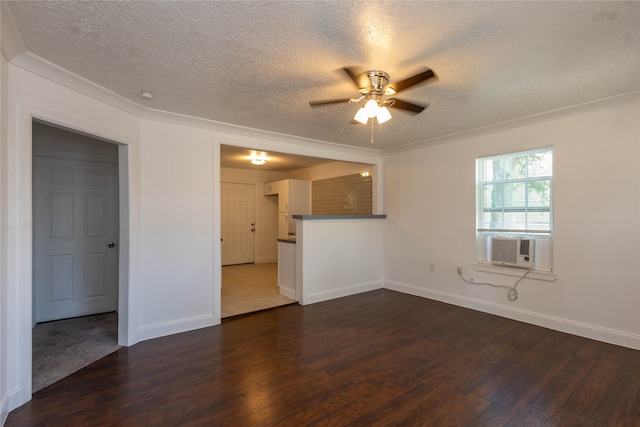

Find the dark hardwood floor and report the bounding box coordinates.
[7,289,639,426]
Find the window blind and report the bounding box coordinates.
[477,147,553,234]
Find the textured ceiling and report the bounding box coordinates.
[220,145,340,172]
[6,1,640,151]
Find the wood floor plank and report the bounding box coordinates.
[6,289,639,426]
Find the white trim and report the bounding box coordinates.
[304,280,384,305]
[384,280,640,350]
[212,138,222,324]
[1,386,20,426]
[1,390,7,426]
[11,53,144,119]
[382,91,640,155]
[136,314,218,342]
[278,286,296,300]
[10,53,381,162]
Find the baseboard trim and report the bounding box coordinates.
[3,386,24,421]
[135,314,219,342]
[304,281,384,305]
[385,280,640,350]
[1,391,8,426]
[278,286,296,300]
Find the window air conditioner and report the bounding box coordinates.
[489,237,533,268]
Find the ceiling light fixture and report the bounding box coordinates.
[249,151,267,165]
[353,96,392,125]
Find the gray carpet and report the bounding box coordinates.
[32,312,121,393]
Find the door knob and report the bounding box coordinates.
[107,242,116,248]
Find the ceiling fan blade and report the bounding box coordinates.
[387,99,427,115]
[388,68,436,94]
[343,66,371,91]
[309,98,353,106]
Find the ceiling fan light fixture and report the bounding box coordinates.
[377,106,392,124]
[354,107,369,124]
[363,98,379,118]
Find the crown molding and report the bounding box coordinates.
[11,52,146,117]
[382,91,640,157]
[10,52,380,162]
[140,106,381,161]
[1,2,26,61]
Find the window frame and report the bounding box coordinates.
[476,146,554,237]
[475,146,554,272]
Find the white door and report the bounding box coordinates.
[33,156,119,322]
[221,183,256,265]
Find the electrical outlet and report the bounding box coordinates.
[457,265,463,274]
[429,263,435,273]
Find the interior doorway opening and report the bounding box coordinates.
[218,144,376,319]
[31,120,123,391]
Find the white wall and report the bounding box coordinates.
[296,217,385,305]
[383,98,640,349]
[221,167,285,263]
[1,54,382,413]
[136,119,218,340]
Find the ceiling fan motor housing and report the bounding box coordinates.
[361,70,389,93]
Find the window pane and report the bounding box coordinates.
[505,154,528,180]
[527,180,550,207]
[484,211,502,229]
[504,182,525,207]
[485,157,504,181]
[528,152,552,177]
[484,183,503,208]
[528,212,551,231]
[504,211,526,229]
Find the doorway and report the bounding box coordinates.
[220,181,295,317]
[31,121,121,390]
[221,182,256,266]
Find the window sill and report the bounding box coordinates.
[472,263,558,282]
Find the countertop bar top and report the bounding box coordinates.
[277,238,297,243]
[292,215,387,220]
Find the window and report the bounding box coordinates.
[477,146,553,235]
[476,147,554,271]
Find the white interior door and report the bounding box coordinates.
[33,156,119,322]
[221,182,256,265]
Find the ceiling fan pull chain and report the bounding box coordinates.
[370,118,375,144]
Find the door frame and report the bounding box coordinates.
[11,102,134,405]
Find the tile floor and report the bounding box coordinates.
[221,262,296,318]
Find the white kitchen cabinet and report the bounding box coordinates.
[265,179,311,238]
[264,181,280,195]
[278,213,289,240]
[278,183,289,212]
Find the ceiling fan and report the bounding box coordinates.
[309,66,437,125]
